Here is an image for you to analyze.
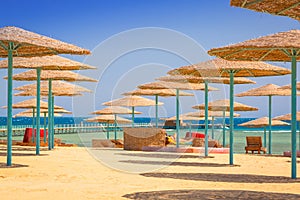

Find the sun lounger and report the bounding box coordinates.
[245,136,267,154]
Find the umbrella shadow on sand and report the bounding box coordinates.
[116,152,201,159]
[0,152,48,157]
[123,189,300,200]
[119,160,239,168]
[0,162,28,168]
[141,172,300,184]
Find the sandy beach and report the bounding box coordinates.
[0,145,299,200]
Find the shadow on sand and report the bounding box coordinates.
[141,172,300,184]
[0,162,28,169]
[116,152,206,159]
[123,189,300,200]
[119,160,239,167]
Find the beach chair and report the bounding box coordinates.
[245,136,267,154]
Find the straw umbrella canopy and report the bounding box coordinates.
[236,83,298,154]
[230,0,300,21]
[273,112,300,121]
[0,26,90,165]
[157,75,256,154]
[280,82,300,90]
[85,115,132,124]
[14,80,92,93]
[188,110,240,118]
[9,98,63,110]
[91,106,142,140]
[239,117,290,148]
[14,112,62,118]
[138,81,218,148]
[8,69,97,150]
[208,30,300,178]
[102,96,162,127]
[168,58,290,164]
[123,88,194,128]
[193,99,258,146]
[14,90,83,97]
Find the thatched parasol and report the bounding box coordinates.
[92,106,142,115]
[0,26,91,165]
[235,83,299,154]
[188,110,240,118]
[103,96,162,127]
[157,75,256,84]
[0,55,96,70]
[273,112,300,121]
[123,88,194,128]
[169,58,290,164]
[7,70,97,82]
[193,99,258,146]
[230,0,300,21]
[10,98,63,109]
[8,69,96,150]
[14,90,83,97]
[208,29,300,178]
[192,99,258,111]
[14,80,92,93]
[91,106,142,140]
[14,111,62,118]
[279,82,300,90]
[239,117,290,148]
[138,81,218,148]
[85,115,132,124]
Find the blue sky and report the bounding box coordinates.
[0,0,299,118]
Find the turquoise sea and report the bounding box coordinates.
[2,117,298,155]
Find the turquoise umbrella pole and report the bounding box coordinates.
[211,116,215,139]
[36,67,41,155]
[291,54,297,179]
[114,114,117,140]
[32,107,35,143]
[176,89,180,148]
[263,127,267,148]
[48,79,52,150]
[51,96,54,149]
[6,42,14,166]
[189,120,192,134]
[222,110,226,147]
[132,107,135,127]
[268,96,272,154]
[155,94,158,128]
[204,81,208,156]
[106,122,110,139]
[229,71,235,165]
[43,112,47,143]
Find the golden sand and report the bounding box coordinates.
[0,145,299,199]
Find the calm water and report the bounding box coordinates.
[6,117,298,155]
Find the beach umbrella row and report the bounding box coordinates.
[157,74,256,155]
[123,88,193,128]
[0,26,91,166]
[208,29,300,179]
[138,81,217,148]
[168,58,290,162]
[103,96,162,127]
[91,106,141,140]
